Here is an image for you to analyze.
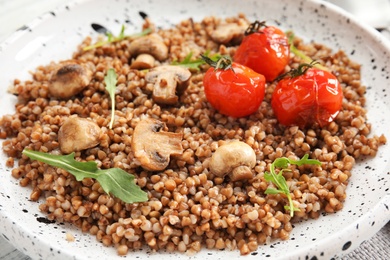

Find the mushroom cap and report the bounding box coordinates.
[49,60,93,99]
[58,116,101,154]
[145,65,191,84]
[131,118,183,171]
[209,141,256,178]
[145,65,191,105]
[128,34,168,61]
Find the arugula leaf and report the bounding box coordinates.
[23,149,148,204]
[264,154,321,217]
[287,31,329,71]
[104,68,117,129]
[83,26,152,51]
[264,187,283,195]
[171,53,204,70]
[171,51,222,71]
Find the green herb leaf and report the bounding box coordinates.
[23,149,148,204]
[264,188,283,195]
[104,68,117,129]
[264,154,321,217]
[171,52,203,70]
[117,25,126,40]
[171,51,222,71]
[83,27,152,51]
[287,31,329,71]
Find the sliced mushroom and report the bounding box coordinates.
[49,60,93,99]
[131,118,183,171]
[128,33,168,61]
[145,65,191,105]
[210,23,247,44]
[130,54,156,70]
[58,116,101,154]
[209,141,256,181]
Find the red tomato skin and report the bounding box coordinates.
[233,26,290,82]
[203,63,265,118]
[271,68,343,128]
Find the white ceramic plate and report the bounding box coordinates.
[0,0,389,259]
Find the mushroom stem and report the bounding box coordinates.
[230,166,253,182]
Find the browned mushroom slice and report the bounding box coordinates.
[49,60,93,99]
[128,33,168,61]
[145,65,191,105]
[58,116,101,154]
[131,118,183,171]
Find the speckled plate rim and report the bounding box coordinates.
[0,0,389,260]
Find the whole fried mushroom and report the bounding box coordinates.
[145,65,191,105]
[130,54,156,70]
[128,33,168,61]
[209,141,256,181]
[49,60,94,99]
[210,22,247,44]
[131,118,183,171]
[58,116,101,154]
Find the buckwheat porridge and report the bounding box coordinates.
[0,14,386,256]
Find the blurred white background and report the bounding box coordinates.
[0,0,67,41]
[1,0,390,41]
[327,0,390,29]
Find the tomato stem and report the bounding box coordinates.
[276,61,317,81]
[201,54,233,71]
[292,61,316,77]
[245,20,267,36]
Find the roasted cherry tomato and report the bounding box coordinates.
[234,21,290,82]
[271,64,343,128]
[202,55,265,118]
